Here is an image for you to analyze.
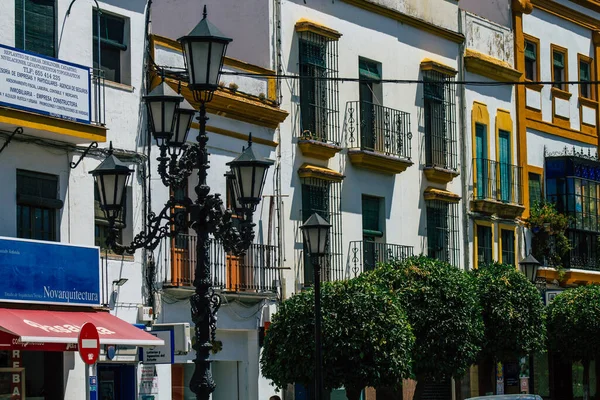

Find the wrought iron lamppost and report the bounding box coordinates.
[90,7,274,400]
[300,213,332,400]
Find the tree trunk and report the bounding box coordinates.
[413,376,426,400]
[583,359,590,400]
[345,386,363,400]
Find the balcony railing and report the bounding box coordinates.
[346,101,412,159]
[160,234,278,293]
[473,158,523,204]
[347,240,414,277]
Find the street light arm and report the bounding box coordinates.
[105,197,190,255]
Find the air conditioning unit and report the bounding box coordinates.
[137,306,153,322]
[151,323,191,355]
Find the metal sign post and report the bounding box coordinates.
[79,322,100,400]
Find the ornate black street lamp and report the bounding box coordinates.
[91,7,272,400]
[300,213,331,400]
[520,253,541,284]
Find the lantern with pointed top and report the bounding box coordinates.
[90,153,133,222]
[300,213,331,256]
[226,136,274,212]
[144,81,183,145]
[225,171,244,216]
[169,97,196,148]
[520,253,541,283]
[178,5,232,102]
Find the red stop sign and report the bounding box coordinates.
[78,322,100,365]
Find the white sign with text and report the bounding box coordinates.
[0,44,91,123]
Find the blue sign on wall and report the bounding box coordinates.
[0,237,100,306]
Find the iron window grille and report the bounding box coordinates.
[426,200,459,267]
[423,70,458,171]
[297,31,340,145]
[300,177,343,284]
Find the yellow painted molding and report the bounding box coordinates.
[423,166,460,184]
[474,220,495,269]
[347,149,413,175]
[164,78,288,129]
[464,49,522,82]
[297,139,342,160]
[471,198,525,219]
[538,267,600,285]
[189,123,278,148]
[526,116,598,145]
[424,187,461,203]
[471,102,490,200]
[295,19,342,40]
[420,58,458,76]
[150,34,278,102]
[341,0,464,43]
[298,163,345,182]
[512,0,533,14]
[569,0,600,14]
[531,0,600,30]
[0,106,107,143]
[594,31,600,45]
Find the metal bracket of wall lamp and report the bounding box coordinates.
[70,141,99,169]
[0,127,23,156]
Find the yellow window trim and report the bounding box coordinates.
[464,49,522,82]
[498,223,517,266]
[0,107,107,143]
[474,220,495,269]
[341,0,464,43]
[524,165,544,219]
[420,58,458,76]
[472,102,490,199]
[513,0,533,14]
[295,19,342,40]
[423,187,461,203]
[297,163,345,182]
[525,116,598,145]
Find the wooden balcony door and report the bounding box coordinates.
[170,183,191,286]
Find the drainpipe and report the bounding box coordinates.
[458,9,470,273]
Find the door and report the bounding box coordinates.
[359,80,375,151]
[498,130,512,203]
[171,183,191,286]
[475,123,488,199]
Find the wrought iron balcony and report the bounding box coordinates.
[472,158,524,218]
[347,240,414,277]
[346,101,412,160]
[160,234,278,294]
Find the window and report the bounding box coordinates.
[528,172,543,208]
[475,123,489,199]
[301,178,342,284]
[426,200,460,266]
[524,40,537,81]
[362,195,382,272]
[298,31,339,144]
[94,184,125,249]
[423,70,458,171]
[579,56,593,99]
[498,129,512,203]
[500,228,515,266]
[15,0,56,57]
[358,58,382,153]
[476,224,493,268]
[552,47,567,90]
[93,10,127,83]
[16,170,62,241]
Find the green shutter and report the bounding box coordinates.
[524,42,536,61]
[528,173,542,207]
[362,196,382,237]
[15,0,56,57]
[580,61,591,82]
[359,58,381,80]
[553,51,564,68]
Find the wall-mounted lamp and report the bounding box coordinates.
[113,278,128,287]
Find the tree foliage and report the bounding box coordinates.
[360,256,484,381]
[471,262,546,361]
[547,285,600,362]
[260,279,414,399]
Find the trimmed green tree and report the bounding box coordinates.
[260,278,414,400]
[547,285,600,400]
[361,256,484,399]
[471,262,546,395]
